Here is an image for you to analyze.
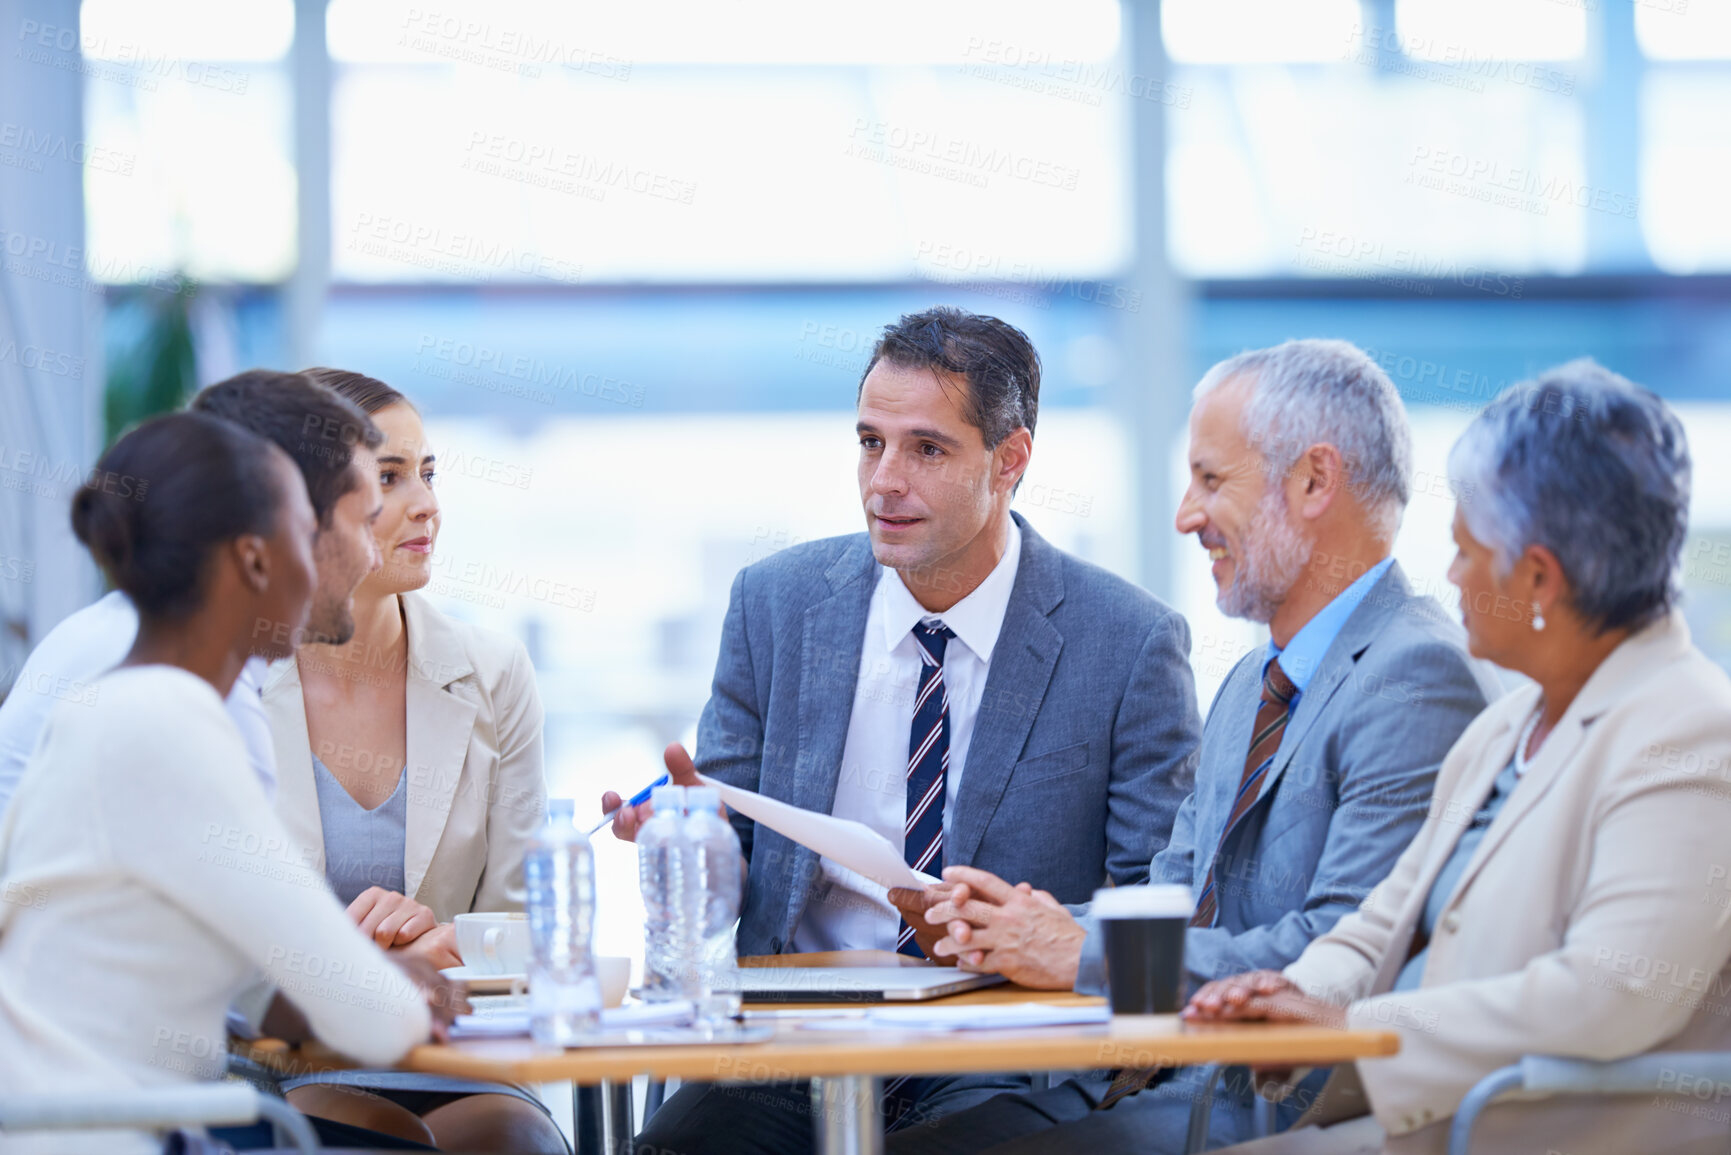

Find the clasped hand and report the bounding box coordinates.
[347,886,461,970]
[888,865,1085,990]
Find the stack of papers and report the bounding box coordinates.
[450,1001,695,1039]
[796,1003,1110,1032]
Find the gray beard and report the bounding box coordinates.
[1218,489,1313,624]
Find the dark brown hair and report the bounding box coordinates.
[859,306,1041,448]
[191,369,382,528]
[302,367,411,416]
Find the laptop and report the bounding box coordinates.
[715,966,1008,1003]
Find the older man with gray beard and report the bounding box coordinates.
[886,339,1501,1155]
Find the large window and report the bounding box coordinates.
[1639,71,1731,273]
[1162,0,1598,277]
[1158,0,1731,277]
[79,0,1731,286]
[1636,1,1731,60]
[79,0,296,284]
[1166,68,1586,278]
[326,0,1131,284]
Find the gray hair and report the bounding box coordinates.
[1446,359,1691,634]
[1196,339,1413,541]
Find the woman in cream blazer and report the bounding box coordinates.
[263,587,546,923]
[263,370,561,1154]
[1190,363,1731,1155]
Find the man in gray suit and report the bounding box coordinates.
[612,307,1202,1153]
[888,339,1501,1155]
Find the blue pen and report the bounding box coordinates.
[586,773,671,835]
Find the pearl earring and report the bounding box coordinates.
[1532,607,1546,632]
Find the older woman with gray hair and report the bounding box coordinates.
[1188,360,1731,1155]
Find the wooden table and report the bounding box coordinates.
[241,952,1398,1155]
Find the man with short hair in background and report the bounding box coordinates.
[612,306,1204,1153]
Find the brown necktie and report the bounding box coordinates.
[1190,658,1298,929]
[1097,658,1298,1110]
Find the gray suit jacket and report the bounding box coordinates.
[700,513,1202,957]
[1076,561,1501,993]
[1065,563,1500,1140]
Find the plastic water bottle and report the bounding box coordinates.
[637,785,689,1004]
[684,786,744,1024]
[525,798,601,1045]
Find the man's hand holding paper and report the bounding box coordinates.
[693,773,937,892]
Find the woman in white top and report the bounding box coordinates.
[262,370,560,1153]
[0,412,459,1155]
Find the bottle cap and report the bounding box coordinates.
[684,786,721,813]
[650,785,687,814]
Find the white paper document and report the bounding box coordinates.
[695,775,939,892]
[450,1000,694,1039]
[796,1003,1110,1032]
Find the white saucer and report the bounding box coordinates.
[441,965,528,994]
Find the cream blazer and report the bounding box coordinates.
[1284,611,1731,1155]
[263,591,548,923]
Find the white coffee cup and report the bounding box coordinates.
[455,912,530,975]
[596,955,631,1009]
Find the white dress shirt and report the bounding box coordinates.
[0,592,275,820]
[793,521,1022,952]
[0,667,428,1154]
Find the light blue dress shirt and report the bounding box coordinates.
[1394,755,1520,991]
[1265,557,1395,702]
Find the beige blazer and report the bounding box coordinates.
[1283,611,1731,1155]
[263,591,548,923]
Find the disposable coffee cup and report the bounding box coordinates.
[1093,885,1192,1015]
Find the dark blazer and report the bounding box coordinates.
[698,513,1203,956]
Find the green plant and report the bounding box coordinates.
[103,285,198,447]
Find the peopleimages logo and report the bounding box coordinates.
[346,213,584,284]
[844,119,1081,192]
[1343,25,1576,96]
[1405,146,1639,220]
[395,9,632,80]
[0,121,135,175]
[413,335,645,408]
[462,132,696,205]
[1293,228,1525,299]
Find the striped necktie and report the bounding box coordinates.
[1097,656,1297,1110]
[1190,656,1297,930]
[897,620,953,956]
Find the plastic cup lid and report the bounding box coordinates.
[1091,884,1194,919]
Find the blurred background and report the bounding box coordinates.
[2,0,1730,961]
